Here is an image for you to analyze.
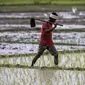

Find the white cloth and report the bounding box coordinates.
[50,13,59,19]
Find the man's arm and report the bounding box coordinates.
[44,24,57,33]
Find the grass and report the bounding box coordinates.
[0,0,85,5]
[0,66,85,85]
[0,64,85,71]
[0,51,85,72]
[0,4,85,12]
[0,0,85,12]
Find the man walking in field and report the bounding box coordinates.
[31,12,59,67]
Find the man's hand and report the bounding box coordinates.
[55,23,63,26]
[53,24,57,29]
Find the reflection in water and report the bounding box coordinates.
[0,68,85,85]
[38,69,55,84]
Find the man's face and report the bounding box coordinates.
[49,18,56,24]
[52,19,56,24]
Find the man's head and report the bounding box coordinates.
[49,12,59,24]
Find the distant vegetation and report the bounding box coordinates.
[0,0,85,5]
[0,0,85,12]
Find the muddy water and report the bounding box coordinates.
[0,31,85,55]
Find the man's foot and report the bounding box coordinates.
[54,59,58,65]
[31,64,33,67]
[56,65,59,68]
[29,64,34,68]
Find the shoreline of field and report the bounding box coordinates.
[0,4,85,12]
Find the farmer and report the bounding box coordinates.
[31,12,59,67]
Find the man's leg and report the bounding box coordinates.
[31,44,46,66]
[47,46,58,65]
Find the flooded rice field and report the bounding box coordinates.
[0,11,85,85]
[0,53,85,85]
